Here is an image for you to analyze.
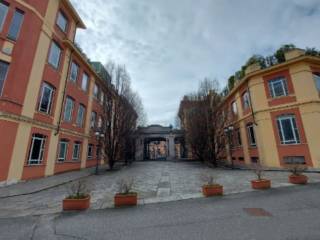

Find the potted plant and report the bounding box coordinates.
[250,164,271,190]
[288,164,308,185]
[114,177,137,207]
[201,173,223,197]
[63,180,90,211]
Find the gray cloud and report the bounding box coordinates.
[71,0,320,125]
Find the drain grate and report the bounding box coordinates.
[244,208,272,217]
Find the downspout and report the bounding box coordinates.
[55,49,74,136]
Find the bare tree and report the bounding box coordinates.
[179,78,226,166]
[103,61,146,169]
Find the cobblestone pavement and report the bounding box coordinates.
[0,161,320,218]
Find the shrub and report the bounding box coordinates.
[117,177,135,195]
[66,180,89,199]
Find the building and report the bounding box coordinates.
[0,0,113,184]
[220,49,320,169]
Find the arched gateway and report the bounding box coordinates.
[135,125,187,161]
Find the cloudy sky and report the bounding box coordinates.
[70,0,320,126]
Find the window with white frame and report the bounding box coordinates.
[93,84,99,98]
[48,41,62,69]
[268,77,288,98]
[247,123,256,146]
[56,11,68,32]
[90,111,97,128]
[81,73,89,91]
[242,91,251,110]
[76,104,85,127]
[0,61,9,96]
[38,83,54,114]
[28,134,46,165]
[87,144,93,159]
[231,101,238,115]
[72,142,81,161]
[100,91,104,105]
[277,115,300,144]
[0,2,8,32]
[63,97,74,122]
[7,9,24,41]
[69,62,79,82]
[313,73,320,91]
[98,116,102,128]
[58,139,68,162]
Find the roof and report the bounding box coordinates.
[62,0,86,29]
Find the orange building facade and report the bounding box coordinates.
[0,0,111,184]
[221,49,320,169]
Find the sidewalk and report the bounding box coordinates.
[0,165,109,199]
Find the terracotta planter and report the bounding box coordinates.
[289,174,308,185]
[114,193,138,207]
[251,179,271,190]
[202,184,223,197]
[63,195,90,211]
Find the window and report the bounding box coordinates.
[90,111,97,128]
[313,73,320,91]
[69,62,79,82]
[100,92,104,105]
[87,144,93,159]
[76,104,85,127]
[81,73,89,91]
[58,139,68,162]
[277,115,300,144]
[56,11,68,32]
[97,116,102,128]
[63,97,74,122]
[251,157,259,163]
[242,91,251,109]
[0,61,9,95]
[247,123,256,146]
[93,84,99,98]
[0,2,8,32]
[238,157,244,162]
[48,41,62,69]
[38,83,54,114]
[284,156,305,165]
[72,142,81,161]
[268,77,288,98]
[28,134,46,165]
[231,101,237,115]
[7,9,24,41]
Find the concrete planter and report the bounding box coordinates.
[114,193,138,207]
[202,184,223,197]
[63,195,90,211]
[289,174,308,185]
[251,179,271,190]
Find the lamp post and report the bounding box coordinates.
[95,130,105,175]
[224,125,234,169]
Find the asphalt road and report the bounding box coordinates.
[1,183,320,240]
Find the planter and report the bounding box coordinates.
[202,184,223,197]
[63,195,90,211]
[114,193,138,207]
[251,179,271,190]
[289,174,308,185]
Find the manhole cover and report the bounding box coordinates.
[244,208,272,217]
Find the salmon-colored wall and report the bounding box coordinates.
[0,120,19,181]
[0,1,43,115]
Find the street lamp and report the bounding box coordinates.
[95,130,105,175]
[224,125,234,169]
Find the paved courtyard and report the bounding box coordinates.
[0,161,320,218]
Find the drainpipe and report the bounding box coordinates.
[55,49,74,136]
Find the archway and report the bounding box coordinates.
[144,137,167,160]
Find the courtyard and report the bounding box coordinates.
[0,161,320,219]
